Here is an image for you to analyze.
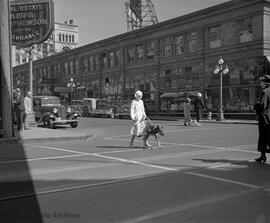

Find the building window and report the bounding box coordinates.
[58,33,61,42]
[64,62,68,76]
[136,44,144,61]
[160,69,172,90]
[187,32,198,53]
[115,49,120,66]
[69,61,73,74]
[48,44,54,53]
[127,46,135,63]
[89,56,94,71]
[42,43,48,55]
[74,60,79,73]
[72,35,75,43]
[174,35,185,55]
[108,51,115,67]
[83,56,89,71]
[162,38,172,57]
[239,18,253,43]
[146,41,155,59]
[209,26,221,49]
[95,56,99,70]
[62,34,65,42]
[102,53,107,68]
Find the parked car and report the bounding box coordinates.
[82,98,97,117]
[92,103,116,118]
[115,100,131,119]
[70,100,83,117]
[82,98,116,118]
[33,95,79,128]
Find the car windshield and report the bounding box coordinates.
[41,98,61,106]
[97,104,110,109]
[72,100,83,105]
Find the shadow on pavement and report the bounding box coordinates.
[0,137,43,222]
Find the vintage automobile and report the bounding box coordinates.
[82,98,97,117]
[92,103,116,118]
[70,100,83,117]
[115,100,131,119]
[82,98,116,118]
[33,95,79,128]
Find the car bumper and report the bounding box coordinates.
[51,119,78,125]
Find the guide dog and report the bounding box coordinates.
[142,118,165,149]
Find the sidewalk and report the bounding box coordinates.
[0,127,92,145]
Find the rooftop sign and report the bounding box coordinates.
[11,0,54,47]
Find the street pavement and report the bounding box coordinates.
[0,117,269,223]
[0,116,257,144]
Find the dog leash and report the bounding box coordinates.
[145,116,154,126]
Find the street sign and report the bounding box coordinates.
[11,0,54,47]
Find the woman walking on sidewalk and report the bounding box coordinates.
[183,98,192,126]
[193,92,205,126]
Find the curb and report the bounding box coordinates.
[201,120,257,125]
[0,134,93,145]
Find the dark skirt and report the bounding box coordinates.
[257,115,270,153]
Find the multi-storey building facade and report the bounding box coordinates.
[12,19,79,67]
[13,0,270,114]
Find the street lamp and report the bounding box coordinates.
[213,57,229,121]
[67,77,76,104]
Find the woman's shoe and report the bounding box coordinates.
[255,156,267,163]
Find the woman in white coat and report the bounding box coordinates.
[129,91,150,148]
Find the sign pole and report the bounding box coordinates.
[0,0,14,138]
[29,49,33,94]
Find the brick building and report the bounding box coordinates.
[13,0,270,114]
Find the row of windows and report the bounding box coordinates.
[58,33,75,43]
[36,16,254,74]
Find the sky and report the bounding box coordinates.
[54,0,230,46]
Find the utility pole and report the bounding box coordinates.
[0,0,14,138]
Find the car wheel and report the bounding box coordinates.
[44,118,52,128]
[70,122,78,128]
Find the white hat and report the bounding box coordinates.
[197,92,202,97]
[135,90,143,98]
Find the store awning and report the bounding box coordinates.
[160,92,179,98]
[160,91,200,99]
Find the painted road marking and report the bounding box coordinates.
[186,172,259,189]
[92,153,177,171]
[24,144,89,155]
[126,189,260,223]
[104,126,233,140]
[0,154,89,165]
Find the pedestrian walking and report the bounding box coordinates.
[24,91,33,130]
[129,90,150,148]
[183,98,192,126]
[14,91,25,131]
[166,99,171,116]
[254,74,270,163]
[193,92,205,126]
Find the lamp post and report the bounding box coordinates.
[67,77,76,104]
[213,57,229,121]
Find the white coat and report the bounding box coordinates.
[130,99,146,136]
